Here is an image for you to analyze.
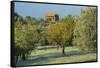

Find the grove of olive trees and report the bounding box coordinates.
[14,7,97,64]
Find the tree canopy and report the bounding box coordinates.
[73,7,97,51]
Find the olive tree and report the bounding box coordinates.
[73,7,97,52]
[45,21,74,55]
[15,13,40,62]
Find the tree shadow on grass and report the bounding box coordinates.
[16,50,96,66]
[36,46,56,50]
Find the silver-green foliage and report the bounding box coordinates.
[15,14,40,61]
[73,7,97,51]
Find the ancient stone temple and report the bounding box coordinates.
[45,13,59,23]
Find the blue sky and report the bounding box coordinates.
[15,2,83,19]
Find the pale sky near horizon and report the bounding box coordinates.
[15,2,84,19]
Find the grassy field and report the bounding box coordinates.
[16,46,97,66]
